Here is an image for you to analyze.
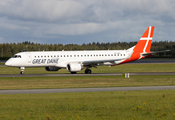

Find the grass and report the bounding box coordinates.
[0,75,175,90]
[0,63,4,65]
[1,63,175,74]
[0,90,175,120]
[1,63,175,119]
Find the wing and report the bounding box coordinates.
[82,58,126,66]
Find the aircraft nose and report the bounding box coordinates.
[5,60,12,66]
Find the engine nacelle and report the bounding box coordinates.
[66,63,83,72]
[45,67,61,71]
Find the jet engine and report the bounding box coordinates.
[45,67,61,71]
[66,63,83,73]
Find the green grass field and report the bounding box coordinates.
[0,75,175,90]
[1,63,175,119]
[0,90,175,120]
[0,63,4,65]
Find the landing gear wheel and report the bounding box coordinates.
[20,71,24,75]
[19,67,25,75]
[85,69,92,74]
[71,72,77,74]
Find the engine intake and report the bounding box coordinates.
[66,63,83,72]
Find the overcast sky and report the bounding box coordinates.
[0,0,175,44]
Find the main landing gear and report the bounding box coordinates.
[71,72,77,74]
[85,69,91,74]
[19,67,25,75]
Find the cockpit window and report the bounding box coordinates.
[12,55,21,58]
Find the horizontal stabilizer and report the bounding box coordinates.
[141,50,170,57]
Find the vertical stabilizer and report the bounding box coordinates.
[134,26,154,53]
[120,26,154,64]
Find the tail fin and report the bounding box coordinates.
[120,26,154,64]
[134,26,154,53]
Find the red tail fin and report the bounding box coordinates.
[120,26,154,64]
[134,26,154,53]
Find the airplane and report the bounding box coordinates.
[5,26,167,74]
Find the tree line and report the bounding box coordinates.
[0,41,173,60]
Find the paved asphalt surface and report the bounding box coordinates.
[0,86,175,94]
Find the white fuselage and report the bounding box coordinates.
[5,50,130,68]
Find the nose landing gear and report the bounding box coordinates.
[19,67,25,75]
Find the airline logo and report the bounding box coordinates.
[119,26,154,64]
[138,26,154,53]
[32,58,59,64]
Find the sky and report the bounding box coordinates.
[0,0,175,45]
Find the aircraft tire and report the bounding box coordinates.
[71,72,77,74]
[85,69,91,74]
[20,71,24,75]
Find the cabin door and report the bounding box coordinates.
[26,52,32,63]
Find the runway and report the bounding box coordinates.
[0,86,175,94]
[0,72,175,77]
